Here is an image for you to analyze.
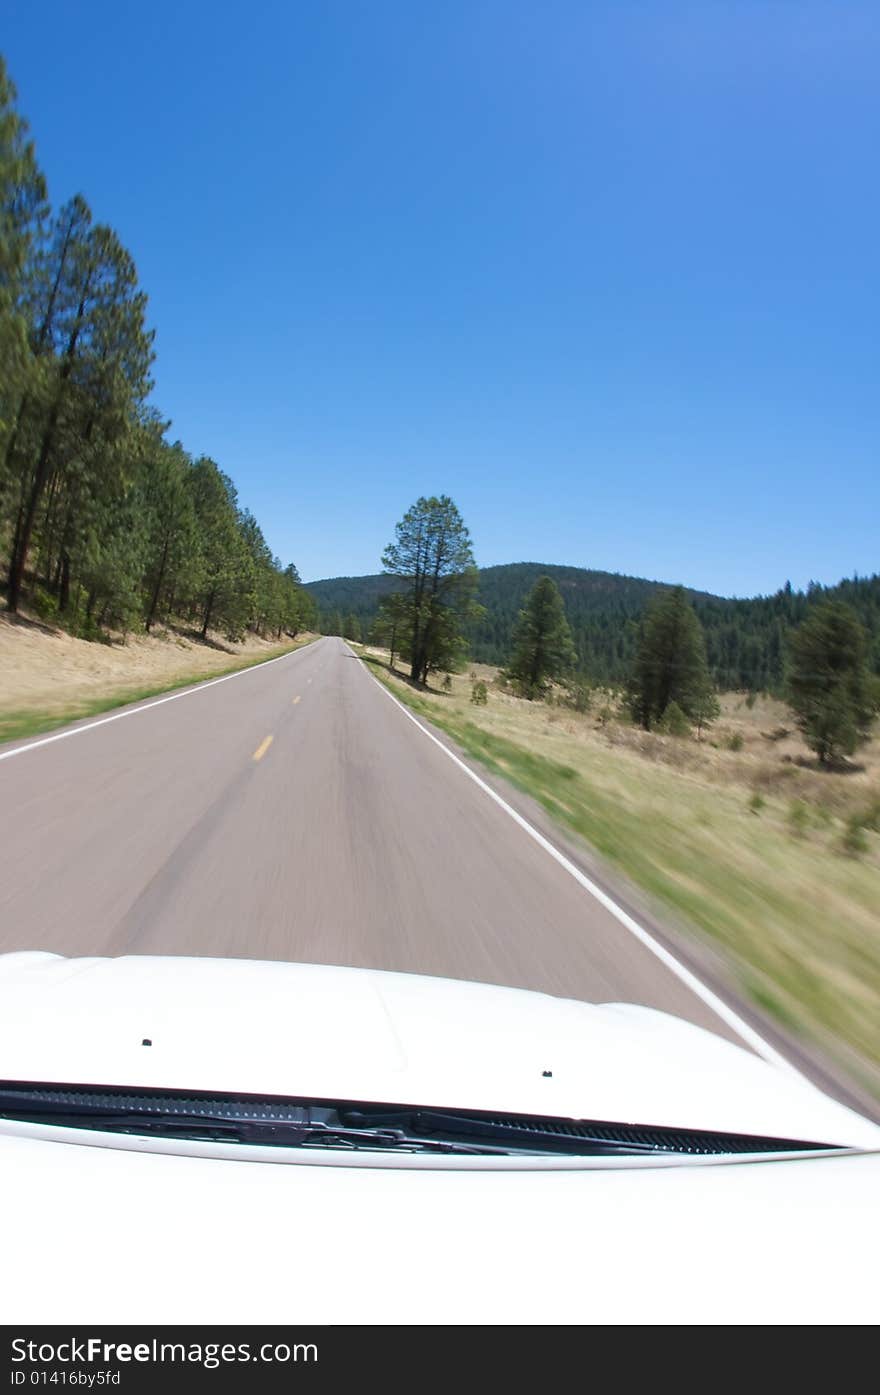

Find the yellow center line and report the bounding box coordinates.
[292,695,301,705]
[252,734,274,762]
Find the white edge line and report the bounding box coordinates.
[357,652,802,1078]
[0,640,322,765]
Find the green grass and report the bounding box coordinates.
[359,652,880,1089]
[0,637,314,746]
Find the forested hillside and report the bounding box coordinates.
[470,563,712,681]
[308,563,880,691]
[0,58,314,643]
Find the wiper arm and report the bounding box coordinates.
[0,1101,510,1156]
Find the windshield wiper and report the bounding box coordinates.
[9,1108,506,1156]
[0,1093,518,1156]
[0,1085,837,1157]
[0,1099,651,1156]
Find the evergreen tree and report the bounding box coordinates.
[382,495,480,684]
[140,438,197,631]
[6,207,154,612]
[507,575,576,698]
[786,602,876,765]
[238,509,276,636]
[188,458,254,640]
[374,591,409,667]
[692,688,721,740]
[281,564,314,636]
[628,587,715,730]
[0,56,47,476]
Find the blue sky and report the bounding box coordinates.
[5,1,879,594]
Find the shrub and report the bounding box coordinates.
[567,683,592,714]
[31,588,59,623]
[840,817,868,858]
[787,800,809,838]
[745,691,757,710]
[471,680,488,706]
[748,791,765,815]
[727,732,744,752]
[69,611,111,644]
[658,701,691,737]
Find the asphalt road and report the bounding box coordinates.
[0,636,775,1050]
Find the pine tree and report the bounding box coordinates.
[188,458,254,640]
[382,495,480,684]
[628,587,715,730]
[692,688,721,740]
[0,57,47,474]
[374,591,408,667]
[786,602,876,765]
[5,208,154,612]
[506,575,576,699]
[140,438,197,631]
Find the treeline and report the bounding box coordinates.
[472,565,880,691]
[696,577,880,692]
[0,58,314,643]
[318,608,366,642]
[308,562,880,692]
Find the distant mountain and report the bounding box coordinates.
[305,573,404,619]
[306,563,880,690]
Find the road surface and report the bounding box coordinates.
[0,636,787,1053]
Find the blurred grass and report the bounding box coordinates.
[0,638,314,746]
[358,650,880,1088]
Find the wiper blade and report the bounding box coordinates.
[0,1097,509,1156]
[0,1101,634,1156]
[0,1085,836,1157]
[77,1113,505,1155]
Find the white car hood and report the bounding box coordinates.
[0,951,876,1149]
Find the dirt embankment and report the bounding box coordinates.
[0,613,317,732]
